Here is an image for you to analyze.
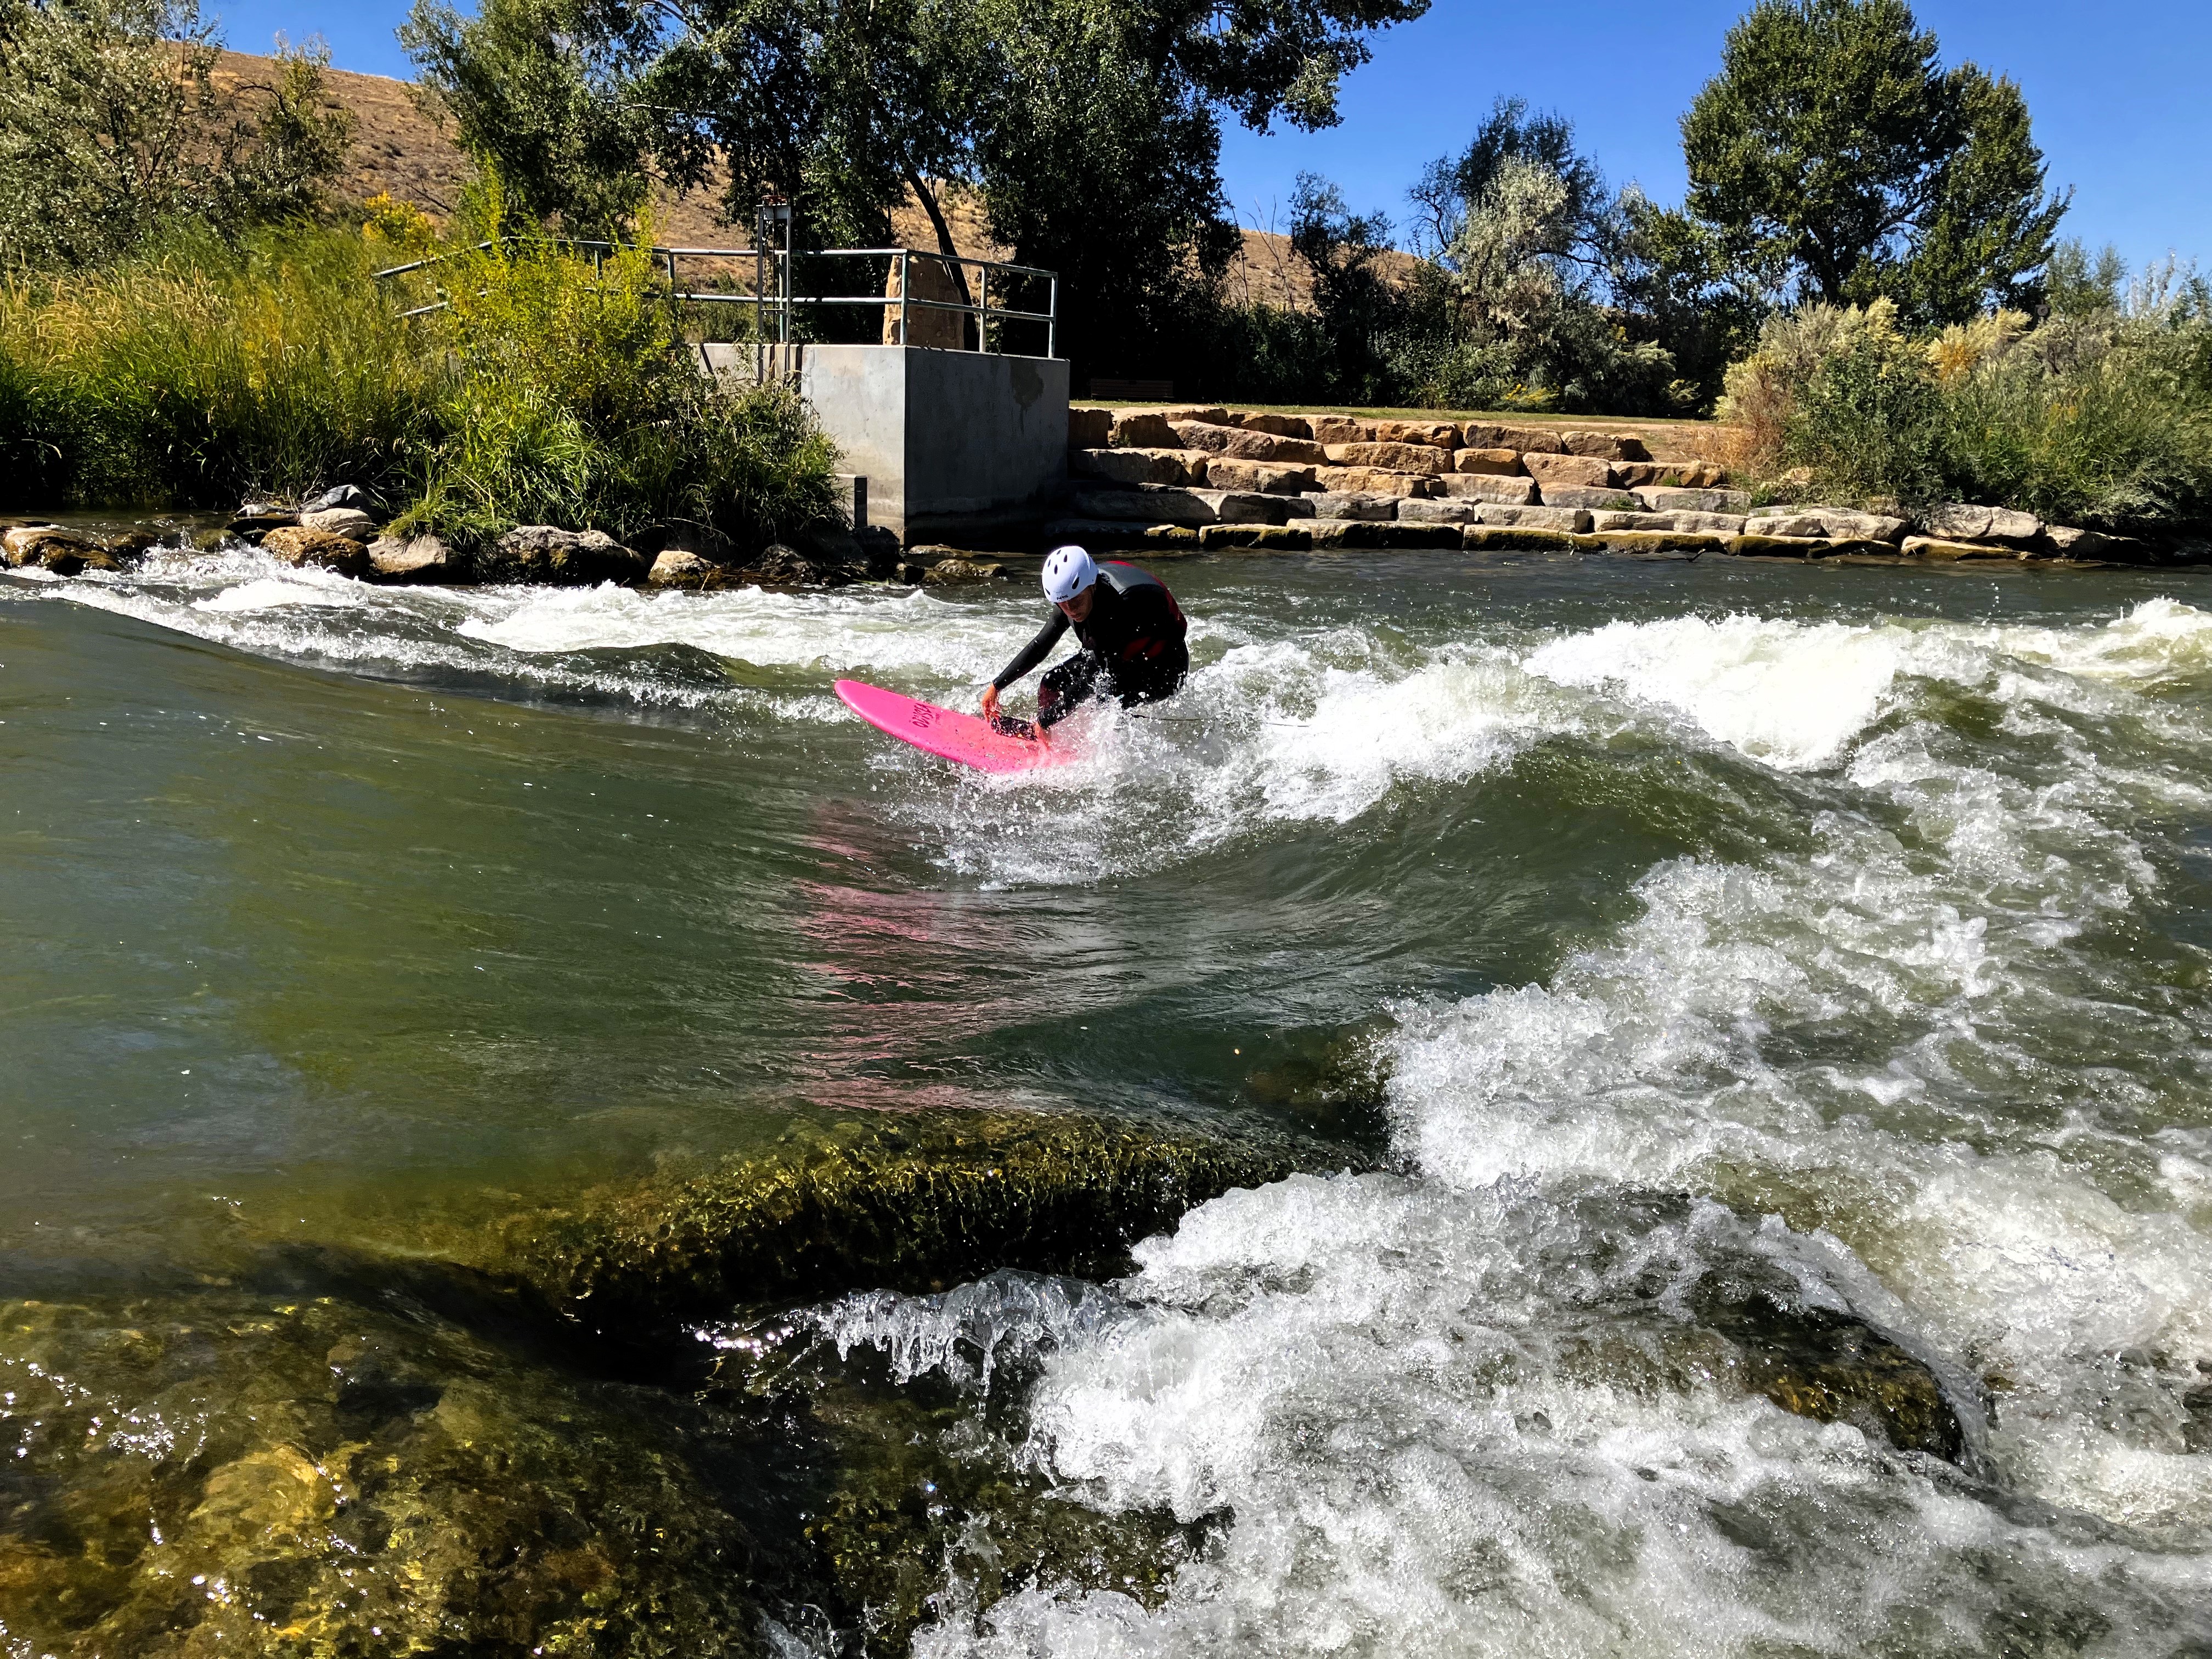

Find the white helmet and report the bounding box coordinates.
[1041,545,1097,603]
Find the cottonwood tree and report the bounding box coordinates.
[1681,0,2068,324]
[0,0,353,267]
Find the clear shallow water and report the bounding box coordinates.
[7,547,2212,1652]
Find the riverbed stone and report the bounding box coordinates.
[1522,452,1616,488]
[3,526,112,574]
[923,557,1008,583]
[489,525,648,584]
[646,548,720,586]
[1323,441,1450,475]
[369,532,461,583]
[1432,473,1540,505]
[262,525,372,577]
[1454,447,1524,475]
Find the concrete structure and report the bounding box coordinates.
[702,343,1068,543]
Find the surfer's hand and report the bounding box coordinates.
[981,685,1002,723]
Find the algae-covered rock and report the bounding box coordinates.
[0,1293,782,1656]
[481,1114,1328,1339]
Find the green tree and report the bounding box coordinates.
[1681,0,2068,325]
[0,0,353,267]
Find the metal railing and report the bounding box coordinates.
[373,239,1059,359]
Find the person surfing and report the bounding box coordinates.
[981,546,1189,740]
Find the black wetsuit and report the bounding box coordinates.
[991,561,1189,729]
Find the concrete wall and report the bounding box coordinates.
[795,345,1068,543]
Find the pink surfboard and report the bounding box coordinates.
[834,679,1074,773]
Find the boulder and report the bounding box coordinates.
[1744,512,1827,539]
[1198,523,1312,551]
[1538,484,1640,510]
[1454,448,1525,476]
[1323,441,1449,475]
[1157,405,1232,426]
[1560,430,1651,461]
[1613,462,1664,488]
[1372,419,1459,449]
[1172,423,1328,465]
[2040,525,2136,560]
[369,532,462,583]
[1309,520,1449,550]
[741,542,854,586]
[1067,407,1113,448]
[300,506,377,542]
[491,525,647,584]
[646,549,720,587]
[1522,452,1616,488]
[1069,486,1290,526]
[262,526,371,577]
[1071,447,1196,487]
[1312,466,1432,498]
[3,526,111,574]
[1201,458,1315,494]
[1988,506,2043,541]
[1396,499,1482,526]
[1109,410,1179,448]
[923,557,1008,583]
[1674,512,1750,534]
[1728,533,1832,558]
[229,509,297,537]
[1749,507,1906,543]
[1589,511,1681,532]
[1635,486,1751,515]
[1587,530,1729,557]
[1308,415,1375,445]
[1234,412,1313,438]
[1306,492,1400,522]
[1462,423,1561,453]
[1471,504,1592,533]
[1040,519,1200,549]
[1666,462,1731,488]
[1431,473,1539,505]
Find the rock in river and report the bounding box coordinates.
[262,525,371,578]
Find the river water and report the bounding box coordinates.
[5,544,2212,1654]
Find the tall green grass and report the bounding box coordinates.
[0,222,843,555]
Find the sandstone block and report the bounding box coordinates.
[1669,462,1731,488]
[1173,422,1328,465]
[1109,411,1178,448]
[1071,487,1215,526]
[1072,447,1193,486]
[1523,452,1616,488]
[1308,415,1375,445]
[1199,523,1312,551]
[1313,466,1431,498]
[1396,499,1481,526]
[2039,525,2142,560]
[1462,424,1561,453]
[1472,505,1590,533]
[1041,519,1200,549]
[1201,458,1316,494]
[1454,448,1524,476]
[1749,507,1906,543]
[1067,407,1112,448]
[1635,486,1751,515]
[1560,430,1651,461]
[1900,535,2025,561]
[1310,520,1450,550]
[645,549,720,588]
[1584,530,1727,557]
[1463,526,1578,552]
[3,526,103,573]
[1538,484,1639,510]
[1727,533,1831,558]
[1674,512,1748,534]
[300,506,377,541]
[1988,507,2043,541]
[1613,463,1664,488]
[1234,412,1313,438]
[369,533,460,583]
[263,525,371,577]
[1920,503,1989,539]
[1745,512,1826,539]
[1158,406,1232,426]
[923,557,1008,583]
[1590,511,1681,532]
[1307,492,1400,521]
[1431,473,1539,505]
[1373,419,1459,449]
[1323,441,1449,475]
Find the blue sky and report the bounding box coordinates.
[218,0,2206,272]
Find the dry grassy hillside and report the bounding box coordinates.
[227,49,1352,307]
